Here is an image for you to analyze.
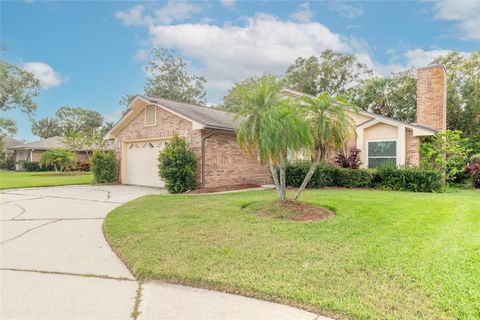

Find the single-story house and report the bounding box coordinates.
[8,136,90,170]
[105,64,446,188]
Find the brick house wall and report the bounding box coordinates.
[405,129,420,166]
[202,131,271,187]
[115,105,270,188]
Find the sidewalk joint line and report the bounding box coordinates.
[0,267,135,281]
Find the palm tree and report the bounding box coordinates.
[294,93,358,200]
[39,148,77,172]
[236,77,312,201]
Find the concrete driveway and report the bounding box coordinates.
[0,185,326,320]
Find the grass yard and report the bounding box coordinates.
[0,170,93,189]
[104,189,480,320]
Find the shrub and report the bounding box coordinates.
[40,148,77,172]
[286,162,338,188]
[158,135,197,193]
[337,168,373,188]
[374,166,443,192]
[466,155,480,188]
[72,161,90,172]
[19,161,41,172]
[0,154,15,170]
[335,147,361,169]
[90,150,117,183]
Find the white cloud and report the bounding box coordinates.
[431,0,480,40]
[115,1,201,26]
[115,5,147,26]
[403,48,470,67]
[22,62,66,89]
[289,2,313,23]
[104,109,123,123]
[329,2,363,19]
[154,0,201,24]
[147,13,350,92]
[219,0,235,8]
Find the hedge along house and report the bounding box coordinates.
[282,64,446,168]
[106,64,445,188]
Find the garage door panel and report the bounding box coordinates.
[126,141,166,188]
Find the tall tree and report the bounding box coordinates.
[0,56,41,135]
[285,49,373,96]
[121,47,207,108]
[349,68,417,123]
[55,106,104,133]
[293,93,357,200]
[235,76,312,202]
[31,117,61,138]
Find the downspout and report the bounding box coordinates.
[201,130,216,188]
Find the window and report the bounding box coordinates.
[367,140,396,168]
[145,105,156,126]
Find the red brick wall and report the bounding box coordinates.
[406,129,420,167]
[202,131,271,187]
[416,65,447,132]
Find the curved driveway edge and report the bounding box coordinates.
[1,185,329,320]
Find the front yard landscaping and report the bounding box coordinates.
[0,170,93,189]
[104,189,480,320]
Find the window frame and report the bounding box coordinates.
[366,139,397,168]
[144,105,157,127]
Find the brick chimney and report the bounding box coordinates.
[416,64,447,132]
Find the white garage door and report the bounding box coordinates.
[126,140,167,188]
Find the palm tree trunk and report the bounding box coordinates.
[279,163,286,201]
[269,162,285,201]
[294,153,322,201]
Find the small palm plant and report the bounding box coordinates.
[39,148,77,172]
[236,76,313,201]
[294,93,358,200]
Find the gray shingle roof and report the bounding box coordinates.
[3,136,25,149]
[141,95,238,131]
[8,136,66,150]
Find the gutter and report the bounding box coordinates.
[201,130,217,188]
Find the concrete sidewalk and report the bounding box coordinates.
[0,185,328,319]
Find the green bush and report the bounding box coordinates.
[337,168,374,188]
[158,135,197,193]
[286,162,442,192]
[17,161,53,172]
[0,154,15,170]
[373,166,443,192]
[90,150,117,183]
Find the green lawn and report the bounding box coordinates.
[104,189,480,320]
[0,170,93,189]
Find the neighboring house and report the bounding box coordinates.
[8,136,90,170]
[106,64,446,188]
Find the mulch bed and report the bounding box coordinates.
[254,200,335,222]
[186,183,262,194]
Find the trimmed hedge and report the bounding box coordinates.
[374,166,442,192]
[286,162,443,192]
[18,161,53,172]
[90,151,117,183]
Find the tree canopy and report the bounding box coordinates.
[0,55,41,135]
[121,47,207,108]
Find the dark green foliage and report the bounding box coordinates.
[337,168,374,188]
[374,166,443,192]
[286,162,442,192]
[18,161,52,172]
[158,135,197,193]
[286,163,371,188]
[0,153,14,170]
[90,151,117,183]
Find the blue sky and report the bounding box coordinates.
[2,0,479,141]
